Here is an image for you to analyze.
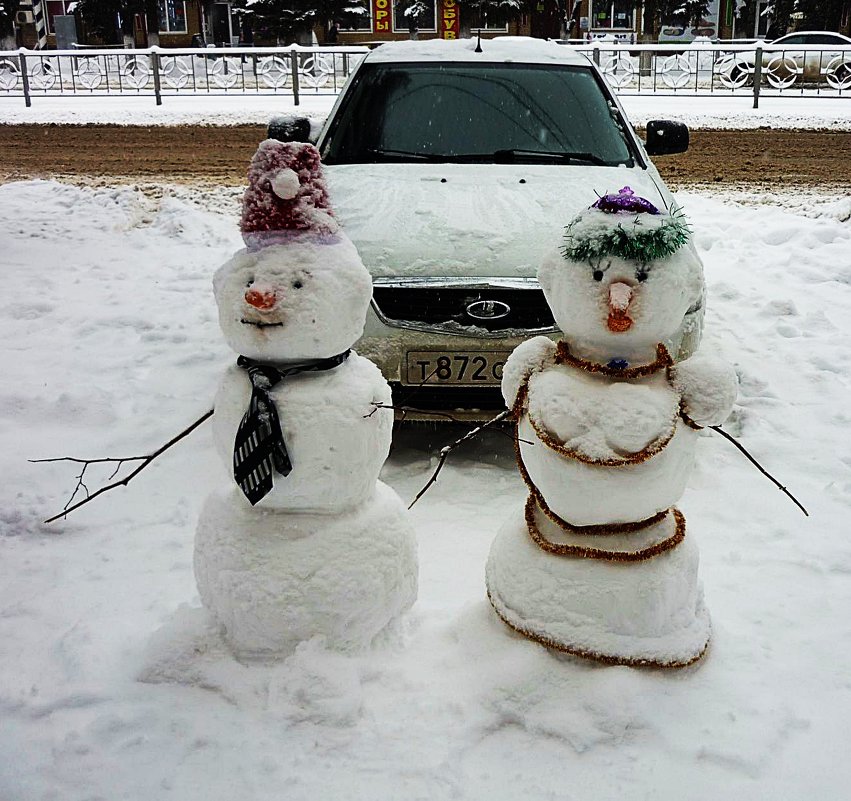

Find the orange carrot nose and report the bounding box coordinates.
[607,281,634,332]
[245,288,277,310]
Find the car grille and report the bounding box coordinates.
[372,285,555,333]
[390,382,506,412]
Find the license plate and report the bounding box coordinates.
[406,351,508,385]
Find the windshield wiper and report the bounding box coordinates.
[360,148,611,166]
[362,148,494,163]
[363,148,446,162]
[492,149,609,165]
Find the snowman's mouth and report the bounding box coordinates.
[241,319,284,328]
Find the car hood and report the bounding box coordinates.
[325,163,670,278]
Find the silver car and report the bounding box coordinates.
[716,31,851,87]
[277,38,699,419]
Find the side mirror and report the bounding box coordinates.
[267,115,313,143]
[645,120,689,156]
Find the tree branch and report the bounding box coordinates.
[408,409,513,509]
[34,409,214,525]
[709,424,809,517]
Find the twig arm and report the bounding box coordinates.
[40,409,214,525]
[408,409,513,509]
[709,424,809,517]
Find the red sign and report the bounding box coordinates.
[373,0,390,33]
[440,0,460,39]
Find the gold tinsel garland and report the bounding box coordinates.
[486,589,709,669]
[513,430,669,536]
[555,341,674,378]
[514,341,683,469]
[491,339,706,667]
[524,495,686,562]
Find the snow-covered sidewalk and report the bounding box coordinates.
[2,91,851,129]
[1,178,850,800]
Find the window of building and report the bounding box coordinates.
[44,0,73,35]
[590,0,634,29]
[339,6,373,32]
[158,0,188,33]
[393,0,437,33]
[467,3,510,31]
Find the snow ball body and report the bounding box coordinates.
[486,199,736,664]
[195,482,418,659]
[518,362,698,525]
[211,236,393,512]
[486,504,711,666]
[511,240,708,526]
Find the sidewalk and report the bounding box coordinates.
[1,90,849,129]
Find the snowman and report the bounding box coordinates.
[486,187,737,667]
[194,140,418,660]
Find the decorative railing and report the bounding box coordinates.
[0,45,369,107]
[1,43,849,108]
[574,42,851,106]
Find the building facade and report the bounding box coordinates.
[8,0,850,49]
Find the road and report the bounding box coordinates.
[2,125,850,188]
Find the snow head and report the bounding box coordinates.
[240,139,338,249]
[214,237,372,362]
[539,187,704,364]
[217,140,372,362]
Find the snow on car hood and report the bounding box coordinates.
[325,163,669,278]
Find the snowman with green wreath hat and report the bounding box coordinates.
[486,187,738,668]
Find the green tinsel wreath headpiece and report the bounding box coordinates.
[561,187,691,264]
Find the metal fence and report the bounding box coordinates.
[1,42,849,108]
[574,42,851,107]
[0,45,369,107]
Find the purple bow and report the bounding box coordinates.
[592,186,660,215]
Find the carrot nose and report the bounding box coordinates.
[245,288,277,310]
[607,282,633,333]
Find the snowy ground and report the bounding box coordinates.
[1,178,851,801]
[2,91,851,130]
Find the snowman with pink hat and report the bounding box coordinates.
[486,188,738,668]
[194,140,418,660]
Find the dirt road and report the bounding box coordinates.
[2,124,850,188]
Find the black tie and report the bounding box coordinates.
[233,351,350,505]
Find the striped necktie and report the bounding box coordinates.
[233,351,350,505]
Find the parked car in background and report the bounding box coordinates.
[273,38,700,418]
[716,31,851,86]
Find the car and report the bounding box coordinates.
[716,30,851,87]
[273,37,700,419]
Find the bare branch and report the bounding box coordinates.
[709,424,809,517]
[37,409,214,525]
[64,463,91,511]
[408,409,513,509]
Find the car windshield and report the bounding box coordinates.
[321,61,635,166]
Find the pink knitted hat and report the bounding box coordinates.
[240,140,339,249]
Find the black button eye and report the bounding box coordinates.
[593,270,604,282]
[636,270,648,283]
[246,277,254,288]
[293,280,303,289]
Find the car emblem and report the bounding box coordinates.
[466,299,511,320]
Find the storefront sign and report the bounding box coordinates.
[373,0,390,33]
[440,0,459,39]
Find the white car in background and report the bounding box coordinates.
[716,30,851,86]
[273,38,700,418]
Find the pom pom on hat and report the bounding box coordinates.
[240,140,339,249]
[561,187,690,264]
[270,168,301,200]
